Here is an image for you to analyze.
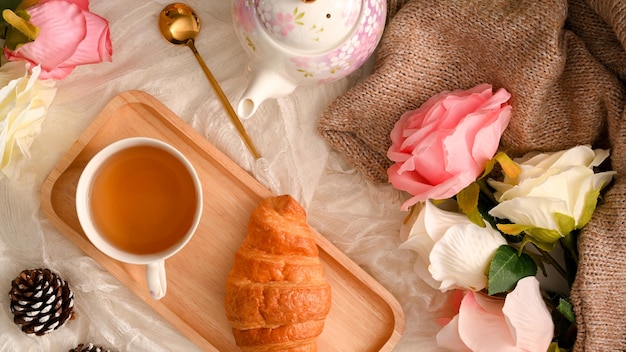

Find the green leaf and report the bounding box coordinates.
[497,223,529,235]
[18,0,40,11]
[557,298,576,325]
[481,155,498,179]
[554,212,576,236]
[577,186,601,229]
[547,342,562,352]
[0,0,23,40]
[0,0,23,14]
[480,151,520,179]
[493,151,521,179]
[525,226,563,245]
[522,233,557,252]
[3,8,39,50]
[457,182,485,227]
[487,245,537,295]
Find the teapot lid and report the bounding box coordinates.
[255,0,363,52]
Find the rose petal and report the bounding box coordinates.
[59,11,112,67]
[502,277,554,352]
[16,2,87,70]
[406,133,451,185]
[39,0,90,10]
[389,114,411,154]
[489,196,569,231]
[457,292,519,352]
[470,106,511,164]
[401,233,440,289]
[399,206,441,289]
[387,84,512,207]
[439,93,484,129]
[520,145,595,171]
[399,172,474,209]
[543,145,597,170]
[436,315,472,352]
[429,223,506,291]
[590,148,610,167]
[420,199,467,238]
[445,91,511,176]
[0,63,57,176]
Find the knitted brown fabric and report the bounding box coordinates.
[318,0,626,350]
[567,2,626,351]
[384,0,411,20]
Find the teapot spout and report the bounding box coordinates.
[237,69,297,119]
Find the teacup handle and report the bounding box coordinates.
[147,260,167,300]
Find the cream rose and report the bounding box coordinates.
[0,62,57,177]
[400,200,506,292]
[488,145,616,246]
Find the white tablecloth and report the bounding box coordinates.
[0,1,449,351]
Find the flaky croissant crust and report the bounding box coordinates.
[225,195,332,351]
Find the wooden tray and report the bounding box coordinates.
[40,90,404,351]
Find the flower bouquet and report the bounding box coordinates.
[0,0,111,177]
[317,0,626,350]
[389,84,615,351]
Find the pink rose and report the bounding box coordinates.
[4,0,112,80]
[436,277,554,352]
[387,83,511,210]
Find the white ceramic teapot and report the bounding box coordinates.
[232,0,387,119]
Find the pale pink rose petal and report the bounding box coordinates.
[406,134,450,184]
[59,11,112,67]
[457,291,520,352]
[387,84,511,209]
[473,290,507,314]
[476,86,512,110]
[15,2,87,70]
[471,107,511,164]
[401,120,438,151]
[439,92,486,129]
[465,82,493,96]
[40,66,74,80]
[501,277,554,352]
[400,175,469,209]
[436,315,472,352]
[444,91,511,176]
[387,149,411,163]
[411,91,451,124]
[388,163,430,190]
[389,114,411,154]
[417,103,447,130]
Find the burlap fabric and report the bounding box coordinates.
[318,0,626,351]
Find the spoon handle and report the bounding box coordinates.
[186,41,261,160]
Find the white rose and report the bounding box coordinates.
[400,200,506,292]
[0,62,57,178]
[488,145,615,244]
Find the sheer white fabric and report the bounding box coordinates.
[0,1,447,350]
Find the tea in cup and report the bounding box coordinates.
[76,137,203,300]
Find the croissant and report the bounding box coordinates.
[224,195,332,351]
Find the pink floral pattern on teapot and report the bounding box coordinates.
[233,0,386,83]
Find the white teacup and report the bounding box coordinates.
[76,137,203,300]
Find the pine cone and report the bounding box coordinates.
[8,268,75,336]
[69,343,111,352]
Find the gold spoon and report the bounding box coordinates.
[158,3,261,159]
